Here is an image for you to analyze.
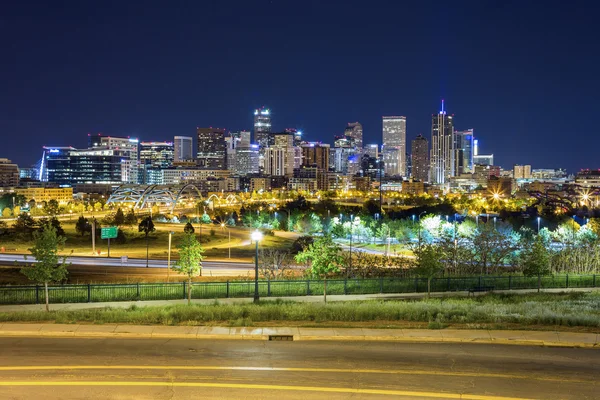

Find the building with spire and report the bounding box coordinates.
[430,100,455,185]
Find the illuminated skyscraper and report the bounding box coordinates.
[382,116,407,176]
[174,136,193,162]
[454,129,474,174]
[411,134,429,182]
[430,100,455,185]
[197,128,227,169]
[344,122,363,150]
[254,106,272,148]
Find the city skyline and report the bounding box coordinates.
[2,1,599,172]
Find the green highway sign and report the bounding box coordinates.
[101,226,118,239]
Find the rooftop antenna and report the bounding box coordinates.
[441,99,445,114]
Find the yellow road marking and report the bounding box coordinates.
[0,365,589,384]
[0,381,536,400]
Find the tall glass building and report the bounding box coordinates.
[430,101,454,185]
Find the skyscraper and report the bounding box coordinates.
[140,142,174,169]
[87,133,139,183]
[197,128,227,169]
[301,142,330,170]
[411,134,429,182]
[174,136,193,162]
[264,133,295,177]
[254,106,272,148]
[382,116,407,177]
[454,129,474,174]
[344,122,363,150]
[430,101,454,185]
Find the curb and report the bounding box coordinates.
[0,324,597,348]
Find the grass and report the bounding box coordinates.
[0,292,599,330]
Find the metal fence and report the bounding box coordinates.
[0,275,597,305]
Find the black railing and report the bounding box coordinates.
[0,275,597,305]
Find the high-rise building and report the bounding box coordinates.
[382,116,407,177]
[88,134,139,183]
[0,158,19,187]
[140,142,174,169]
[301,142,330,170]
[364,144,379,158]
[411,134,429,182]
[254,107,272,148]
[264,133,295,177]
[174,136,193,162]
[454,129,474,174]
[197,128,227,169]
[474,154,494,166]
[344,122,363,150]
[430,101,455,185]
[239,130,251,147]
[513,165,532,179]
[235,145,260,175]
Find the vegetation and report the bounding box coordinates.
[20,226,69,311]
[295,236,344,302]
[1,292,599,330]
[171,233,205,304]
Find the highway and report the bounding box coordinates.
[0,338,596,399]
[0,254,254,277]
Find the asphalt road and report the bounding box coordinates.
[0,254,253,277]
[0,338,597,399]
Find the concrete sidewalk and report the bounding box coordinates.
[0,287,598,313]
[0,323,597,348]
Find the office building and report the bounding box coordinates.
[430,101,454,185]
[474,154,494,166]
[0,159,19,187]
[197,128,227,169]
[301,142,330,170]
[364,144,379,158]
[140,142,174,169]
[454,129,474,174]
[235,145,260,176]
[360,154,383,179]
[344,122,363,150]
[382,116,407,176]
[264,133,295,177]
[411,134,429,182]
[513,165,532,179]
[254,106,272,148]
[174,136,193,162]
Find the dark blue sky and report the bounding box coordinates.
[1,0,598,172]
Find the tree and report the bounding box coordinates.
[413,244,444,298]
[259,249,291,280]
[184,222,195,234]
[172,233,204,304]
[124,209,138,227]
[2,208,11,218]
[14,213,37,236]
[44,199,60,216]
[38,217,65,237]
[75,216,90,237]
[20,226,69,311]
[295,235,343,302]
[471,223,519,274]
[201,213,212,224]
[521,236,551,292]
[138,216,155,267]
[113,208,125,227]
[291,235,314,254]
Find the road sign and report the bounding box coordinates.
[101,226,118,239]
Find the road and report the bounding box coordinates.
[0,254,253,277]
[0,338,596,399]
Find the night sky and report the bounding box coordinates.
[2,0,599,173]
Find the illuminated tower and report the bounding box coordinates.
[430,100,454,185]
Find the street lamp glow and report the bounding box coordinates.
[493,193,500,200]
[251,230,263,242]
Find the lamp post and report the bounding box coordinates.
[418,211,426,245]
[221,223,231,259]
[349,214,354,271]
[167,231,174,282]
[251,230,263,303]
[537,217,541,234]
[493,216,497,230]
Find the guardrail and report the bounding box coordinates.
[0,275,597,305]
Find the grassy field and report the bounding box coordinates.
[1,292,599,331]
[0,222,294,260]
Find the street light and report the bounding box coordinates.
[167,231,174,282]
[537,217,541,234]
[493,216,497,229]
[221,223,231,259]
[251,230,263,303]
